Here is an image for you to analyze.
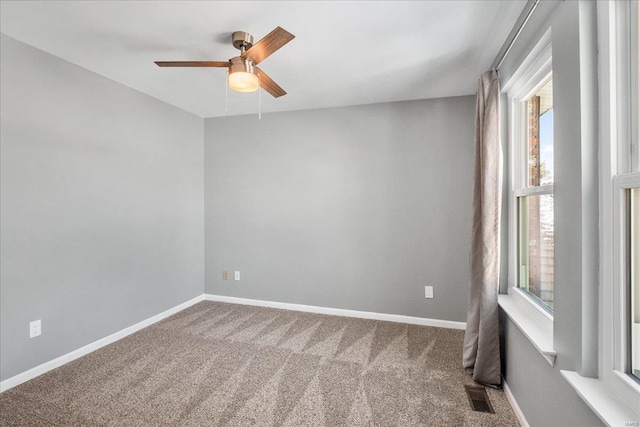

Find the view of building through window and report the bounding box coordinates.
[527,80,554,187]
[518,78,554,310]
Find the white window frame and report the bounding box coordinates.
[631,0,640,174]
[499,30,556,366]
[512,77,554,312]
[598,0,640,415]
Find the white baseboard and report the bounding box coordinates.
[204,294,466,330]
[1,293,466,393]
[503,377,529,427]
[0,294,205,393]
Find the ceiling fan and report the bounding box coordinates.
[155,26,295,98]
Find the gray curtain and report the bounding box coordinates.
[462,70,502,387]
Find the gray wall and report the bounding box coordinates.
[500,314,602,426]
[0,35,205,381]
[204,97,475,322]
[498,1,602,425]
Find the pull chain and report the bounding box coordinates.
[258,85,262,120]
[225,74,228,116]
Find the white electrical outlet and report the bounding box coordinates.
[29,319,41,338]
[424,286,434,299]
[234,271,240,281]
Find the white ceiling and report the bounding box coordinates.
[0,1,525,118]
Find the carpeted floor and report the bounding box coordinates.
[0,301,519,426]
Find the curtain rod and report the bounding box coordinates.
[491,0,540,71]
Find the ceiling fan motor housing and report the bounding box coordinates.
[229,56,256,75]
[232,31,253,52]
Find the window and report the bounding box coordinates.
[617,0,640,390]
[632,5,639,382]
[499,31,556,366]
[516,79,554,312]
[611,175,640,390]
[631,188,640,381]
[499,31,556,365]
[598,0,640,414]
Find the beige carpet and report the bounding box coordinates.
[0,301,519,426]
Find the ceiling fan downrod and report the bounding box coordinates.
[232,31,253,54]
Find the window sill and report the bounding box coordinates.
[498,288,556,366]
[560,370,640,426]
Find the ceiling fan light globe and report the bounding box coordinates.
[229,71,259,93]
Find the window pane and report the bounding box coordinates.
[518,194,554,311]
[631,188,640,380]
[526,79,554,186]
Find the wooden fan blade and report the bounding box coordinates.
[256,67,286,98]
[155,61,229,67]
[241,27,295,65]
